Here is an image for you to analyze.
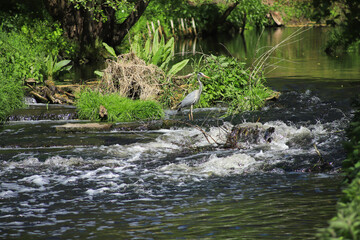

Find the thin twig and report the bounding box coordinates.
[176,120,221,146]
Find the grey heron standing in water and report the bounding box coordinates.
[176,72,210,120]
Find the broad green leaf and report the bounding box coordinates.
[134,42,142,59]
[144,38,151,62]
[167,59,189,77]
[152,45,164,66]
[159,32,165,48]
[54,60,71,73]
[163,37,174,53]
[102,42,117,58]
[152,31,159,55]
[160,56,171,70]
[64,65,72,71]
[94,70,104,77]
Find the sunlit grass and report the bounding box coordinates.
[75,90,164,122]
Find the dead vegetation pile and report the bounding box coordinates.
[99,52,166,100]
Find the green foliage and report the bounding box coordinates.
[313,0,360,53]
[342,100,360,183]
[0,11,76,121]
[128,0,269,40]
[44,55,72,81]
[132,30,189,76]
[0,14,76,83]
[227,0,269,30]
[133,31,171,69]
[102,42,117,58]
[195,55,272,115]
[167,59,189,78]
[76,90,164,122]
[0,75,24,123]
[317,179,360,239]
[271,0,313,24]
[69,0,132,23]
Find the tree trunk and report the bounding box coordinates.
[240,12,246,35]
[218,1,240,26]
[206,1,240,35]
[43,0,151,47]
[111,0,151,45]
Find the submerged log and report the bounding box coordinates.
[225,123,275,148]
[56,123,113,132]
[55,120,183,133]
[29,90,48,103]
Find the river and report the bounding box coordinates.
[1,27,359,239]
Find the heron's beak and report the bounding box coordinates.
[203,74,210,79]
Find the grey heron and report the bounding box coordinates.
[176,72,210,120]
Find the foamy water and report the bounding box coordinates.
[0,90,350,239]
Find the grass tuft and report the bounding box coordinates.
[76,90,164,122]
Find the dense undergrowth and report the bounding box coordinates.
[0,12,75,122]
[317,97,360,239]
[126,0,269,38]
[195,55,272,115]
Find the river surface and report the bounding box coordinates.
[1,27,360,239]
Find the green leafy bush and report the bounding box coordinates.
[0,14,76,83]
[132,30,189,77]
[0,75,24,123]
[128,0,269,40]
[227,0,269,30]
[0,13,76,121]
[195,55,273,115]
[76,90,164,122]
[43,54,72,81]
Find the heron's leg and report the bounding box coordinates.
[190,105,193,120]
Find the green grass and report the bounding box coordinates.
[0,75,24,123]
[76,90,164,122]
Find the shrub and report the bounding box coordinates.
[76,90,164,122]
[0,12,75,121]
[0,13,76,83]
[0,75,24,123]
[194,55,273,115]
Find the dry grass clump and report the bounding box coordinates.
[99,52,165,100]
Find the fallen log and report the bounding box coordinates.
[26,78,76,105]
[56,123,113,132]
[29,90,48,103]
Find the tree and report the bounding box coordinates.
[43,0,151,47]
[313,0,360,53]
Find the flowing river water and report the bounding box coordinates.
[1,27,360,239]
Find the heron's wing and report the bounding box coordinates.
[180,90,198,106]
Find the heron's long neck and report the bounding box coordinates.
[198,77,203,94]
